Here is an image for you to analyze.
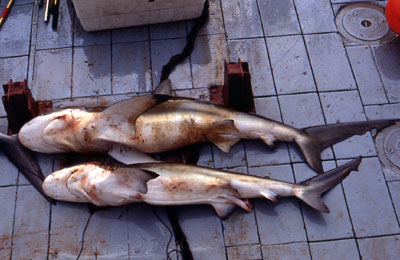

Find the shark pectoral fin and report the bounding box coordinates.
[260,191,277,203]
[208,120,241,153]
[153,79,172,96]
[114,167,159,194]
[108,145,158,165]
[212,203,237,219]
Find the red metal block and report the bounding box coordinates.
[2,79,52,135]
[209,59,255,113]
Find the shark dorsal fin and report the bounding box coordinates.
[153,79,172,96]
[93,95,171,144]
[102,95,170,121]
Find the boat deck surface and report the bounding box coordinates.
[0,0,399,259]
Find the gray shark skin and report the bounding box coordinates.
[18,94,395,173]
[0,133,55,204]
[42,157,362,219]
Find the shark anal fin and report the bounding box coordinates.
[260,135,276,149]
[208,120,241,153]
[260,191,277,203]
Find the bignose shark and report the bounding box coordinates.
[42,155,362,219]
[0,133,55,203]
[18,94,395,174]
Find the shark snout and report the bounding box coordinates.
[42,167,82,202]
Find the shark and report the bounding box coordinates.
[0,133,55,203]
[18,91,395,174]
[42,156,362,219]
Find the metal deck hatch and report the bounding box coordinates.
[336,3,397,45]
[375,123,400,177]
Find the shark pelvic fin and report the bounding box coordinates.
[212,203,237,219]
[212,198,252,219]
[208,120,241,153]
[222,194,253,212]
[212,188,253,219]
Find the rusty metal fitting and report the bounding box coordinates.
[2,79,52,135]
[209,59,255,113]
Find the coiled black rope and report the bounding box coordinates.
[159,0,210,83]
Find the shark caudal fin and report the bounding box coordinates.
[0,134,55,204]
[293,157,361,213]
[297,120,396,174]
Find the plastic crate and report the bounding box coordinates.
[72,0,206,31]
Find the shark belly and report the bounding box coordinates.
[141,172,228,205]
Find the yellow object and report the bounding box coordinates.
[0,0,15,28]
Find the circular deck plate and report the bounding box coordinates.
[336,3,398,45]
[384,128,400,168]
[375,123,400,176]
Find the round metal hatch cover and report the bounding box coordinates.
[384,128,400,168]
[375,123,400,176]
[336,3,397,45]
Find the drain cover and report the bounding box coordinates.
[336,3,397,45]
[375,123,400,177]
[384,128,400,168]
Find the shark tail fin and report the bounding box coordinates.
[297,120,395,174]
[293,157,361,213]
[0,134,55,204]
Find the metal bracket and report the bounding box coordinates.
[2,79,52,135]
[209,59,255,113]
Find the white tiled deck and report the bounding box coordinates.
[0,0,399,259]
